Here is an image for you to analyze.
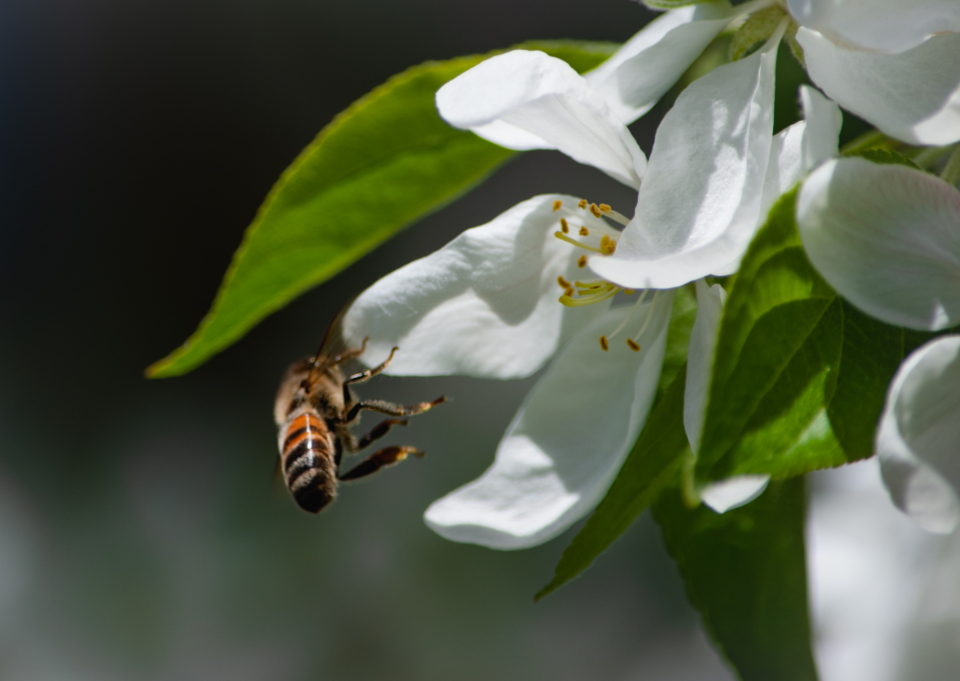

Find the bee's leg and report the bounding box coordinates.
[354,418,408,451]
[340,347,398,405]
[337,446,424,481]
[326,337,369,368]
[342,396,446,424]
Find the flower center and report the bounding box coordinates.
[551,198,658,353]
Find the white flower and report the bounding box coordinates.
[342,40,842,546]
[796,157,960,533]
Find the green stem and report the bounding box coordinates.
[840,129,893,155]
[911,145,953,169]
[940,145,960,187]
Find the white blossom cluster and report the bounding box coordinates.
[341,0,960,548]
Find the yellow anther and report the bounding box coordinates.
[578,199,588,209]
[578,255,587,268]
[560,217,569,234]
[565,286,574,297]
[579,226,589,236]
[553,200,562,211]
[599,204,611,213]
[557,275,572,289]
[589,203,602,218]
[626,338,641,352]
[575,280,606,289]
[599,335,609,351]
[624,289,635,295]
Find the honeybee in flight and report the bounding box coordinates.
[274,316,445,513]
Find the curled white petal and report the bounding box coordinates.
[591,23,784,289]
[758,86,841,225]
[436,50,646,187]
[799,85,841,172]
[343,195,611,379]
[788,0,960,54]
[586,2,733,124]
[424,291,674,549]
[799,28,960,145]
[797,158,960,331]
[759,120,805,219]
[684,279,726,455]
[877,336,960,534]
[700,475,771,513]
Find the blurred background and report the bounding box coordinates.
[1,0,957,679]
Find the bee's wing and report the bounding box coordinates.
[305,296,363,382]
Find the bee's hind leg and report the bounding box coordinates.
[342,396,446,424]
[337,446,424,481]
[355,418,408,450]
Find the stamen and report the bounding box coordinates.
[559,286,619,307]
[577,255,587,268]
[565,286,574,297]
[553,200,562,211]
[597,235,618,255]
[578,199,588,209]
[604,209,630,226]
[599,335,609,351]
[624,289,635,295]
[632,290,661,342]
[555,231,605,253]
[575,280,606,289]
[579,226,589,236]
[599,204,611,212]
[557,275,572,289]
[607,288,649,340]
[560,218,569,234]
[626,339,641,352]
[589,203,602,218]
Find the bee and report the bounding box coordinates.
[273,316,445,513]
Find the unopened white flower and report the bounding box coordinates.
[797,157,960,533]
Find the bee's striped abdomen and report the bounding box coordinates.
[280,409,337,513]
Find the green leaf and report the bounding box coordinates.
[147,41,618,378]
[659,283,698,397]
[856,148,922,169]
[694,189,914,483]
[536,365,691,601]
[653,477,818,681]
[642,0,710,8]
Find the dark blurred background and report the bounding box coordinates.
[0,1,807,678]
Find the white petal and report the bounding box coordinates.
[684,279,726,455]
[343,195,611,379]
[591,23,784,289]
[797,158,960,331]
[758,86,840,219]
[877,336,960,534]
[799,28,960,145]
[700,475,771,513]
[436,50,646,187]
[586,2,733,124]
[799,85,841,172]
[759,120,805,219]
[467,119,551,151]
[788,0,960,54]
[424,291,674,549]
